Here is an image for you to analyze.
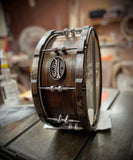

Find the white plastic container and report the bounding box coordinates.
[1,68,19,106]
[0,50,19,106]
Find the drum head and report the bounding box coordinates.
[86,30,102,127]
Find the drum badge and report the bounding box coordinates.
[50,56,65,80]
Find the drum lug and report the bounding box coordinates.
[64,28,76,37]
[53,28,82,35]
[58,114,69,124]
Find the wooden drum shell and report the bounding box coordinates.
[31,27,102,130]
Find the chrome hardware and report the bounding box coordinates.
[50,86,55,92]
[41,47,77,53]
[74,123,78,130]
[64,115,69,124]
[64,28,69,37]
[54,47,59,55]
[58,114,69,123]
[58,86,62,92]
[47,117,79,123]
[62,47,67,54]
[71,28,75,37]
[58,114,62,123]
[53,28,82,35]
[68,123,73,129]
[64,28,75,37]
[84,45,88,49]
[39,86,75,92]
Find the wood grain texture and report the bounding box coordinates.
[40,35,78,120]
[0,114,39,147]
[7,121,93,160]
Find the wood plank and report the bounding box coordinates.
[7,121,92,160]
[0,114,39,147]
[78,92,133,160]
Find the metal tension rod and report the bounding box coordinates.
[41,47,77,53]
[47,117,80,123]
[38,86,75,92]
[54,28,82,35]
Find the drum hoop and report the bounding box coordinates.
[94,30,102,127]
[75,26,102,130]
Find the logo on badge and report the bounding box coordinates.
[50,56,65,80]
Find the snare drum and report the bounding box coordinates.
[31,26,102,130]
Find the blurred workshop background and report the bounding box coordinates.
[0,0,133,102]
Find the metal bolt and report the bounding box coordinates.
[50,86,55,92]
[54,47,59,55]
[84,45,88,49]
[68,123,73,129]
[58,114,62,123]
[71,28,75,37]
[64,115,69,124]
[62,47,67,54]
[64,28,69,37]
[74,123,78,130]
[58,86,62,92]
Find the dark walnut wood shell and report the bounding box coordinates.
[31,26,102,130]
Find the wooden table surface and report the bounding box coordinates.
[78,91,133,160]
[0,114,39,147]
[7,121,93,160]
[0,90,133,160]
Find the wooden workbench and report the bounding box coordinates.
[0,90,133,160]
